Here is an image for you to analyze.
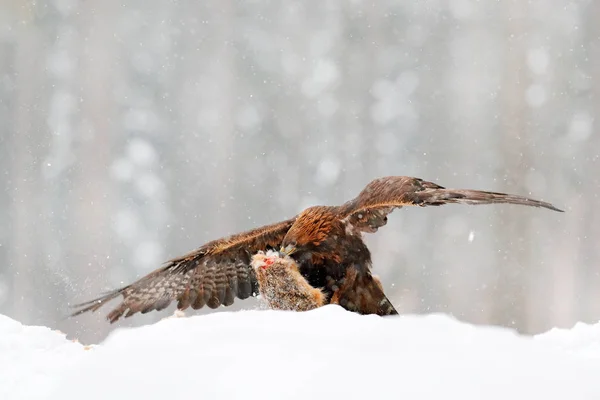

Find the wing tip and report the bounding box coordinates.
[69,290,123,322]
[545,201,565,213]
[528,199,564,213]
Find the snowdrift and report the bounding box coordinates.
[0,314,87,400]
[2,306,600,400]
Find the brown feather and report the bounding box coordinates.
[330,267,397,316]
[282,206,338,248]
[71,218,295,322]
[340,176,562,232]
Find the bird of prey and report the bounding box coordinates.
[72,176,563,323]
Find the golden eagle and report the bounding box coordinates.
[72,176,562,322]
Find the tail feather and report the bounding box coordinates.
[372,275,398,316]
[378,293,398,316]
[331,269,399,316]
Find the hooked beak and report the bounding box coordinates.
[279,244,297,257]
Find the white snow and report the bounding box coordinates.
[0,314,88,400]
[535,322,600,359]
[2,306,600,400]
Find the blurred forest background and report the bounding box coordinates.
[0,0,598,344]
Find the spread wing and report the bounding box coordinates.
[71,218,295,323]
[341,176,563,233]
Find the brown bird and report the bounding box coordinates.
[72,176,563,323]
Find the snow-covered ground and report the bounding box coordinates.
[2,306,600,400]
